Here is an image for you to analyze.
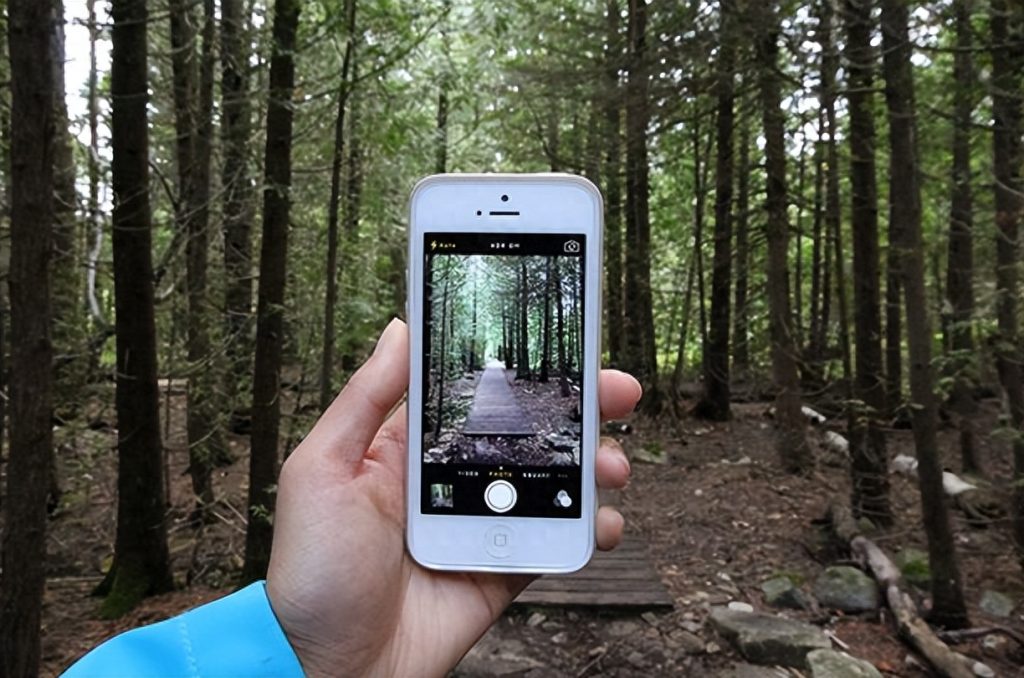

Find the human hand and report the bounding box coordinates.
[266,319,639,678]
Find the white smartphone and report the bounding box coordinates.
[406,174,603,573]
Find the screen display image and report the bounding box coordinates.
[421,232,585,519]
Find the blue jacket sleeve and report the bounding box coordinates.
[62,581,305,678]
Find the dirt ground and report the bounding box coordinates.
[29,385,1024,676]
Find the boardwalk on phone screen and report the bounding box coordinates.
[462,361,535,437]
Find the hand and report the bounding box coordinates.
[266,319,639,678]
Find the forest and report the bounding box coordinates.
[424,252,584,466]
[1,0,1023,675]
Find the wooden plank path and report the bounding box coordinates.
[462,362,535,437]
[513,535,674,609]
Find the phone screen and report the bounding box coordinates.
[421,232,585,519]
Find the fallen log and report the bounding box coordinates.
[826,501,975,678]
[937,626,1024,649]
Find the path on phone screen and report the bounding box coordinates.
[462,360,535,436]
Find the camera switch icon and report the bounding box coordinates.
[563,240,580,253]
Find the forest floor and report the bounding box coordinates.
[27,382,1024,677]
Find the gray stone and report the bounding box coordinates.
[971,661,995,678]
[728,601,755,613]
[715,663,791,678]
[807,649,882,678]
[708,606,830,668]
[893,548,930,588]
[667,629,705,655]
[761,576,811,610]
[814,566,880,612]
[979,590,1015,618]
[526,612,546,627]
[607,619,641,637]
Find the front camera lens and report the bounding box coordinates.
[500,194,509,202]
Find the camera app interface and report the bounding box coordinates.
[421,232,585,519]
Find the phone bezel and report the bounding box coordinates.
[406,173,603,573]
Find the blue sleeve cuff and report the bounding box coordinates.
[63,581,305,678]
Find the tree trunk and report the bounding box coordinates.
[556,259,570,397]
[946,0,980,476]
[623,0,660,411]
[221,0,256,414]
[172,0,224,511]
[732,96,751,374]
[820,0,851,401]
[756,0,812,474]
[603,0,625,369]
[807,107,826,381]
[242,0,300,585]
[885,220,903,415]
[842,0,891,526]
[85,0,106,332]
[540,257,552,382]
[0,0,54,671]
[50,0,78,420]
[880,0,969,628]
[319,0,357,412]
[433,271,450,440]
[101,0,174,617]
[340,57,363,371]
[517,259,531,380]
[989,0,1024,566]
[697,0,735,422]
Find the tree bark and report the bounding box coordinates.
[989,0,1024,566]
[541,257,552,382]
[697,0,735,422]
[945,0,980,476]
[242,0,300,585]
[880,0,969,628]
[320,0,358,411]
[732,96,751,374]
[623,0,660,411]
[0,0,54,671]
[101,0,174,617]
[221,0,256,412]
[756,0,812,473]
[603,0,625,369]
[842,0,891,525]
[517,259,531,380]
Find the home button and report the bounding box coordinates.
[484,480,517,513]
[485,525,513,559]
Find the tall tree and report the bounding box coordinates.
[320,0,358,411]
[623,0,659,410]
[945,0,980,475]
[603,0,625,369]
[880,0,968,627]
[101,0,174,617]
[171,0,225,511]
[755,0,811,473]
[842,0,891,525]
[221,0,256,413]
[696,0,735,421]
[732,93,752,374]
[989,0,1024,564]
[241,0,301,584]
[0,0,54,671]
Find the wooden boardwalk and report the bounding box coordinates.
[462,362,534,437]
[513,536,674,609]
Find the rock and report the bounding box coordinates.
[971,661,995,678]
[728,601,755,613]
[806,649,882,678]
[551,631,568,644]
[544,433,576,452]
[979,590,1015,618]
[813,566,879,613]
[893,548,930,588]
[641,611,660,626]
[626,650,647,668]
[681,620,703,633]
[982,635,1006,651]
[705,641,721,654]
[761,576,811,610]
[607,619,640,637]
[708,606,830,668]
[526,612,546,627]
[667,629,705,655]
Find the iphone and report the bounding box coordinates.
[406,174,603,573]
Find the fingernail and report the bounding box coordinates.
[619,453,631,477]
[373,318,402,356]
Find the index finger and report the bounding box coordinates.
[599,369,642,421]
